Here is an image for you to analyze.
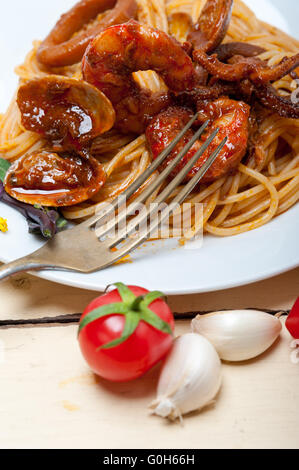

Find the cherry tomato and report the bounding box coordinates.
[78,283,175,382]
[286,297,299,339]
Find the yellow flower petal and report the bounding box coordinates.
[0,218,8,233]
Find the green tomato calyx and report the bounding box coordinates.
[78,282,173,349]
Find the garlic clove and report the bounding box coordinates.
[149,333,222,421]
[191,310,282,362]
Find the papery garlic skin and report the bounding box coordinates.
[191,310,282,361]
[150,333,222,420]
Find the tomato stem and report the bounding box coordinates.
[78,282,173,348]
[130,295,145,312]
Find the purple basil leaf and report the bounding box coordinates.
[0,181,67,238]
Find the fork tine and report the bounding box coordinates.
[107,138,227,265]
[81,113,202,228]
[122,120,210,208]
[109,134,225,251]
[94,119,210,239]
[171,137,227,206]
[153,127,219,205]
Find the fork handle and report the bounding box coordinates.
[0,256,53,281]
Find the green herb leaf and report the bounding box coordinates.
[140,307,173,336]
[0,158,11,182]
[142,291,165,307]
[57,217,68,230]
[99,311,140,349]
[78,302,128,335]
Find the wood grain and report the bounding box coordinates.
[0,264,298,449]
[0,319,298,449]
[0,267,298,322]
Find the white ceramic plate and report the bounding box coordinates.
[0,0,298,294]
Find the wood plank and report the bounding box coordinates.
[0,319,298,449]
[0,267,298,322]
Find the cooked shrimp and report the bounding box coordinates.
[82,20,197,134]
[146,99,250,183]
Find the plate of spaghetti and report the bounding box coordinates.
[0,0,298,294]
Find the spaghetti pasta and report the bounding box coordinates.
[0,0,298,238]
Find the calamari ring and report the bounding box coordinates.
[37,0,138,67]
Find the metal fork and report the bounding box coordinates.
[0,114,226,281]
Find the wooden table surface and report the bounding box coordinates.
[0,267,298,449]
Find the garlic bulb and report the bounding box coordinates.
[149,333,222,421]
[191,310,282,361]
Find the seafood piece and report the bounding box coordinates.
[37,0,138,67]
[184,0,234,97]
[15,77,111,207]
[194,49,299,84]
[17,76,115,153]
[187,0,233,53]
[253,83,299,119]
[146,99,250,183]
[82,20,197,133]
[4,151,106,207]
[172,82,236,109]
[193,49,299,118]
[214,42,265,62]
[251,54,299,84]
